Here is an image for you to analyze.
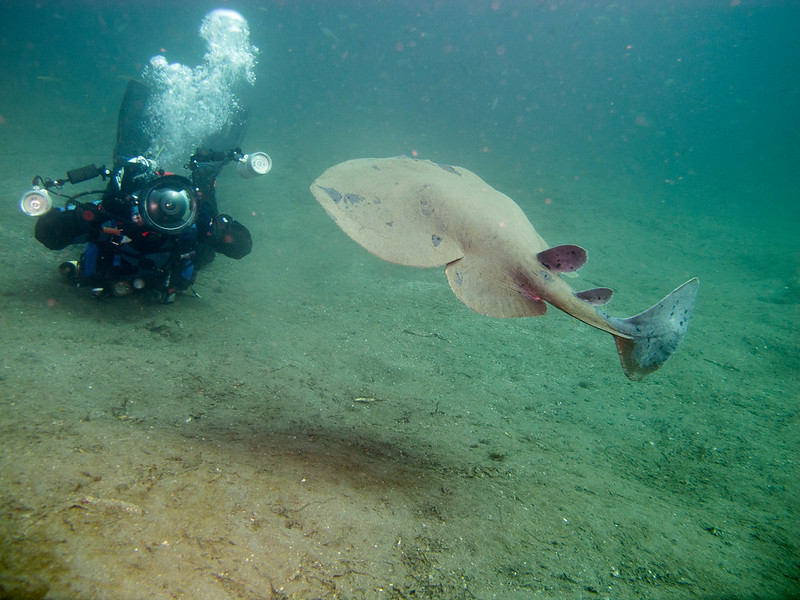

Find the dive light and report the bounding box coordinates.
[19,187,53,217]
[237,151,272,178]
[19,164,109,217]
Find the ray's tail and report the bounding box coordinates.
[605,278,699,380]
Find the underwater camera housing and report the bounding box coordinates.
[136,175,197,234]
[19,147,272,225]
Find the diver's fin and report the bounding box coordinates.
[114,79,152,168]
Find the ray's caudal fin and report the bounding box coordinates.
[606,278,699,381]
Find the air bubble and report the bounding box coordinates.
[142,9,259,171]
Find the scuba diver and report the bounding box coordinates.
[21,78,271,304]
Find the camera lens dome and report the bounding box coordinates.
[138,176,198,234]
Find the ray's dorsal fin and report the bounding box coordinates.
[536,244,587,273]
[575,287,614,305]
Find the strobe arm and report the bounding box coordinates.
[66,164,109,185]
[40,164,112,189]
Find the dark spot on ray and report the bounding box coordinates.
[319,186,342,203]
[436,163,461,176]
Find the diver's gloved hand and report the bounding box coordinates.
[34,203,106,250]
[210,214,252,259]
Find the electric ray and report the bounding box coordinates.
[311,156,698,380]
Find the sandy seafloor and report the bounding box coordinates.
[1,12,799,600]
